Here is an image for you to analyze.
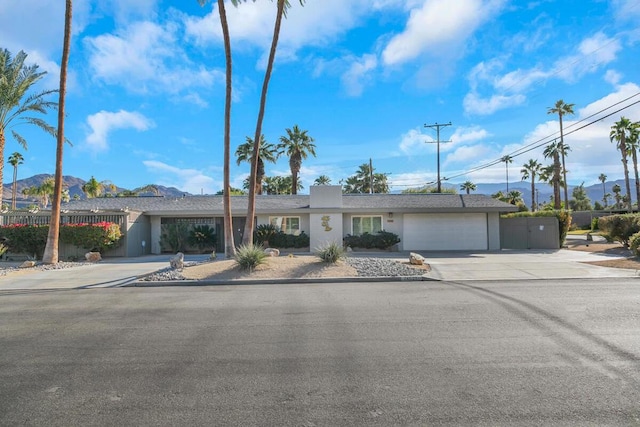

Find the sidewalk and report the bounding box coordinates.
[0,249,638,291]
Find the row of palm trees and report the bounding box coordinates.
[235,124,316,195]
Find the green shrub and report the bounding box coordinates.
[591,217,599,231]
[59,222,122,253]
[0,224,49,259]
[265,230,310,248]
[187,225,216,252]
[343,231,401,250]
[597,214,640,247]
[235,244,267,271]
[254,224,279,246]
[630,231,640,256]
[316,241,346,263]
[0,243,8,258]
[160,222,190,253]
[502,210,572,247]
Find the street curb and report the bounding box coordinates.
[126,275,438,287]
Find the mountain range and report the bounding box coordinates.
[2,174,634,210]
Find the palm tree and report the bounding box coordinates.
[82,176,115,198]
[243,0,306,246]
[548,99,575,208]
[521,159,541,211]
[501,155,513,192]
[236,135,278,195]
[7,152,23,210]
[543,141,562,209]
[43,0,72,264]
[506,190,523,206]
[598,173,607,207]
[342,163,390,194]
[22,177,55,208]
[610,117,634,211]
[624,121,640,205]
[459,180,476,194]
[313,175,331,185]
[0,49,58,205]
[278,125,316,195]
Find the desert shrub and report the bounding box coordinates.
[0,224,49,259]
[0,243,7,258]
[502,210,572,247]
[59,222,122,253]
[235,244,267,271]
[597,214,640,247]
[187,225,216,252]
[316,241,346,263]
[629,231,640,256]
[591,217,599,231]
[160,222,190,253]
[343,231,401,250]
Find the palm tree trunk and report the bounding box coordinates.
[553,153,561,209]
[622,150,633,211]
[290,154,301,195]
[0,132,5,206]
[530,178,535,211]
[243,0,285,245]
[11,166,18,210]
[559,114,569,209]
[218,0,236,257]
[43,0,72,264]
[632,149,640,207]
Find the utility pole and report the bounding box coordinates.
[424,122,452,193]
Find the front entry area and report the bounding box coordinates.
[402,213,489,251]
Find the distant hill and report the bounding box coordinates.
[3,174,190,208]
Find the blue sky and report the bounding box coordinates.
[1,0,640,194]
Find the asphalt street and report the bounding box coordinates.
[1,279,640,426]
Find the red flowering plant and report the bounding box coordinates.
[0,224,49,259]
[59,222,123,253]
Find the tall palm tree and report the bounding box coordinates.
[548,99,575,208]
[598,173,607,207]
[521,159,541,211]
[0,49,58,205]
[610,117,634,211]
[278,125,316,195]
[501,155,513,192]
[8,151,23,210]
[625,121,640,206]
[612,183,622,209]
[459,180,476,194]
[197,0,241,256]
[236,135,278,195]
[82,176,115,198]
[313,175,331,185]
[342,163,389,194]
[543,141,562,209]
[43,0,72,264]
[243,0,306,246]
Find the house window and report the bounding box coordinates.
[270,216,301,235]
[352,216,383,235]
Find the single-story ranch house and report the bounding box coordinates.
[4,186,519,257]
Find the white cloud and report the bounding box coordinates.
[341,54,378,97]
[85,110,154,152]
[381,0,506,66]
[463,92,526,116]
[450,126,491,145]
[86,20,223,97]
[399,128,432,154]
[143,160,217,194]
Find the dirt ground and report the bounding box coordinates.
[564,239,640,269]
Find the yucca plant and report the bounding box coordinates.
[235,244,267,271]
[316,241,346,264]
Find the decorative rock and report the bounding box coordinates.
[19,260,37,268]
[264,248,280,257]
[85,252,102,262]
[170,252,185,270]
[409,252,425,266]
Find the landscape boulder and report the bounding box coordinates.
[409,252,425,266]
[85,252,102,262]
[170,252,184,270]
[19,260,37,268]
[264,248,280,257]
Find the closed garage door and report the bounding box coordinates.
[403,213,488,251]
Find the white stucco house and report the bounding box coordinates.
[36,185,517,257]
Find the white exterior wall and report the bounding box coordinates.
[256,214,310,236]
[150,216,162,254]
[487,212,501,250]
[310,212,343,250]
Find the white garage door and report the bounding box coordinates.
[403,213,488,251]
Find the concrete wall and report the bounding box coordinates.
[487,212,501,250]
[310,212,343,250]
[125,211,151,256]
[150,216,162,254]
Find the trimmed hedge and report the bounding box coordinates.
[0,222,122,259]
[254,224,310,248]
[343,231,401,250]
[501,210,572,247]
